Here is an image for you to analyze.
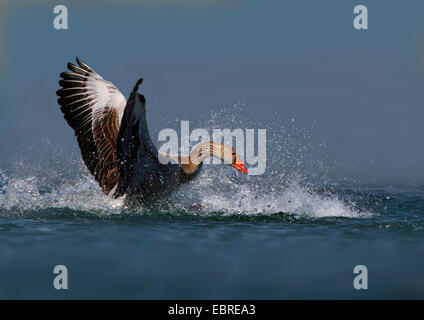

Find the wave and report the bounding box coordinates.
[0,145,370,219]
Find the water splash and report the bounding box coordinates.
[0,105,372,219]
[0,144,369,219]
[0,165,124,217]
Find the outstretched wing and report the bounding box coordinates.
[56,57,127,195]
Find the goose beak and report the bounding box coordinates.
[232,158,248,174]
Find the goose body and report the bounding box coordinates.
[57,58,247,202]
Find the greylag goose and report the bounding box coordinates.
[56,58,247,201]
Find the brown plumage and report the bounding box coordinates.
[57,57,126,195]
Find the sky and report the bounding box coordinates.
[0,0,423,182]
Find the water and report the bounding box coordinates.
[0,112,423,298]
[1,156,423,299]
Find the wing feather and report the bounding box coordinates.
[57,57,127,195]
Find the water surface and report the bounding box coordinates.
[1,158,423,299]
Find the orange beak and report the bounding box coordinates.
[232,158,248,174]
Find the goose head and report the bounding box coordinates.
[190,142,248,174]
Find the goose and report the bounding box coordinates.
[56,57,247,201]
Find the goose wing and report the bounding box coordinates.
[56,57,127,194]
[114,80,171,197]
